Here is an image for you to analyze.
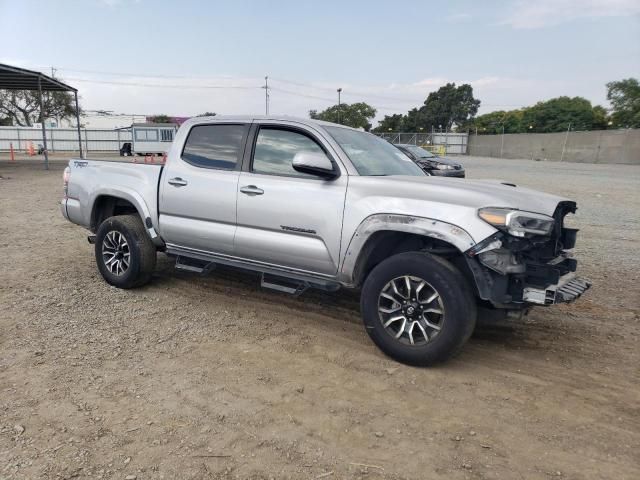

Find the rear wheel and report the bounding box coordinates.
[95,215,156,288]
[361,252,476,366]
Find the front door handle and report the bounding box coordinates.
[240,185,264,196]
[168,177,188,187]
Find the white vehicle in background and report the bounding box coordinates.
[131,122,177,156]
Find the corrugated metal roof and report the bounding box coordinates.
[0,63,77,92]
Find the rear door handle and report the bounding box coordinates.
[168,177,188,187]
[240,185,264,196]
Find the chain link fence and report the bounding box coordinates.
[374,132,468,154]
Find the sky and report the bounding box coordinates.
[1,0,639,126]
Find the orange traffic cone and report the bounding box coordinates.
[28,142,35,156]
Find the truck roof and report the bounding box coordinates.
[132,123,178,128]
[182,115,362,131]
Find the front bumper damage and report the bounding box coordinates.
[523,272,591,305]
[465,201,591,309]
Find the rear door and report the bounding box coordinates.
[234,122,348,276]
[159,122,250,255]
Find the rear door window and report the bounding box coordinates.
[182,124,246,170]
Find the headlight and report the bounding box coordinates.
[478,207,555,237]
[423,160,455,170]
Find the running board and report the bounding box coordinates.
[175,256,216,275]
[260,273,309,296]
[165,245,341,293]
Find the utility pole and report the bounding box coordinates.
[263,76,269,115]
[337,88,342,124]
[500,124,505,158]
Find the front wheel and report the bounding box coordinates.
[95,215,157,289]
[361,252,476,366]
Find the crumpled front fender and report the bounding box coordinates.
[338,213,477,286]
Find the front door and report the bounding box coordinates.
[159,122,250,255]
[235,124,347,276]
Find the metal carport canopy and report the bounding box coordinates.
[0,63,83,169]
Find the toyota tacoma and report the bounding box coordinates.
[61,116,590,365]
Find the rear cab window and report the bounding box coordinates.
[182,124,247,170]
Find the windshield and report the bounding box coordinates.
[402,145,436,159]
[325,127,425,176]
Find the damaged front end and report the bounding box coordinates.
[465,201,591,309]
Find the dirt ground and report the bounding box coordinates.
[1,157,638,480]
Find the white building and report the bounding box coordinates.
[56,114,148,130]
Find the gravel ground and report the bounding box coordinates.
[0,156,639,480]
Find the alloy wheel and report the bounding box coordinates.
[377,275,444,346]
[102,230,130,276]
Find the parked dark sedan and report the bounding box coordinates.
[394,144,465,177]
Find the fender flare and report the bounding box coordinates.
[89,186,162,246]
[338,213,477,286]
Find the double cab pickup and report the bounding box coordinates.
[61,116,590,365]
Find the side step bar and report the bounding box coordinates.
[175,256,216,275]
[260,273,309,296]
[166,246,341,295]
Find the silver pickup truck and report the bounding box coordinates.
[61,116,590,365]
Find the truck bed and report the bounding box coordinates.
[62,158,163,233]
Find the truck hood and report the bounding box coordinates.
[354,175,570,216]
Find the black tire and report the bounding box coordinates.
[95,214,157,289]
[361,252,476,366]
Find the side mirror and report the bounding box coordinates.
[292,151,337,179]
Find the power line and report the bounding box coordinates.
[269,78,526,110]
[65,77,260,89]
[270,86,337,103]
[269,86,408,112]
[27,63,530,116]
[270,76,423,102]
[38,64,526,110]
[49,65,225,80]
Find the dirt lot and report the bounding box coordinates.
[1,157,639,480]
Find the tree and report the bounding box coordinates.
[400,108,428,132]
[522,96,603,132]
[420,83,480,131]
[606,78,640,128]
[0,86,79,127]
[372,83,480,133]
[0,116,11,126]
[197,112,217,117]
[465,109,524,134]
[470,97,609,133]
[591,105,609,130]
[309,102,377,131]
[372,113,404,133]
[148,114,173,123]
